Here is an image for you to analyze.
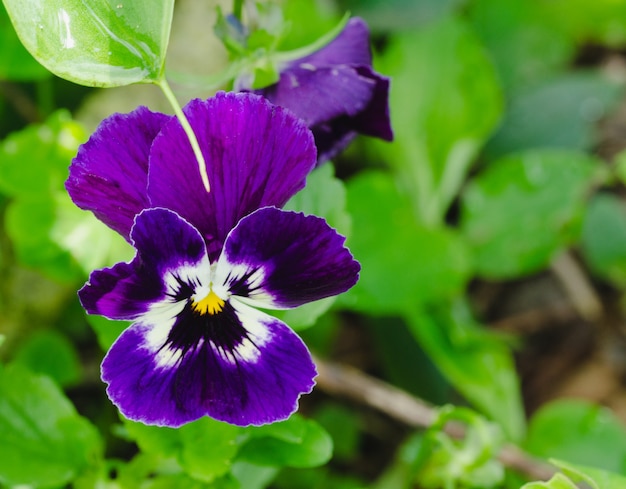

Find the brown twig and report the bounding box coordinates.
[0,81,41,123]
[550,251,603,323]
[314,356,556,482]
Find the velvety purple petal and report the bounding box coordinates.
[147,92,317,262]
[295,17,373,67]
[101,299,316,427]
[216,207,360,309]
[257,65,376,127]
[80,208,210,320]
[66,107,171,240]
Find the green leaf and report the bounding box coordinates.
[239,415,333,468]
[468,0,574,92]
[486,71,623,159]
[1,111,133,282]
[0,364,102,487]
[521,473,580,489]
[414,406,505,489]
[179,418,241,483]
[460,149,602,278]
[405,302,525,441]
[0,4,50,80]
[542,0,626,46]
[374,16,502,224]
[342,171,471,315]
[0,110,85,197]
[341,0,464,31]
[553,459,626,489]
[125,417,241,483]
[13,329,82,387]
[524,399,626,473]
[2,0,175,87]
[124,420,182,458]
[580,193,626,285]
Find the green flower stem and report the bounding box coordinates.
[233,0,243,21]
[156,78,211,192]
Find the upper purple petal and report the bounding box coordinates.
[216,206,360,309]
[147,92,317,262]
[66,107,171,240]
[101,299,316,427]
[79,208,209,320]
[258,65,376,127]
[295,17,373,68]
[238,18,393,163]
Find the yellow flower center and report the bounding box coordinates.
[192,289,225,315]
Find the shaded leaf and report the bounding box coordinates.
[342,171,470,314]
[461,149,602,278]
[239,415,333,468]
[0,364,102,487]
[525,399,626,473]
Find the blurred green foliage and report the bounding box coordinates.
[3,0,626,488]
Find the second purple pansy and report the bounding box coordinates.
[66,92,360,427]
[236,17,393,164]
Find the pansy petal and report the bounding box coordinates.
[66,107,171,240]
[79,208,210,320]
[147,92,317,261]
[216,207,360,309]
[101,299,316,427]
[259,65,376,127]
[312,68,393,162]
[297,17,373,67]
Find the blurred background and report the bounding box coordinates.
[4,0,626,487]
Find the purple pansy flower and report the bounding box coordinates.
[236,17,393,164]
[66,91,360,427]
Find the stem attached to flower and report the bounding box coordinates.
[156,78,211,193]
[233,0,243,21]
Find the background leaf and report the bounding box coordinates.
[342,171,470,314]
[460,149,603,278]
[524,399,626,473]
[374,16,502,224]
[0,364,102,487]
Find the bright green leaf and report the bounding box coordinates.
[374,16,502,224]
[125,417,241,483]
[525,399,626,473]
[0,110,85,197]
[13,329,82,387]
[2,0,175,87]
[580,193,626,285]
[342,171,471,314]
[405,302,525,441]
[239,415,333,468]
[553,459,626,489]
[0,364,102,487]
[1,111,133,282]
[124,420,182,458]
[179,417,241,483]
[461,149,602,278]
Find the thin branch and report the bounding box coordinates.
[550,251,603,323]
[314,356,556,482]
[0,81,41,123]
